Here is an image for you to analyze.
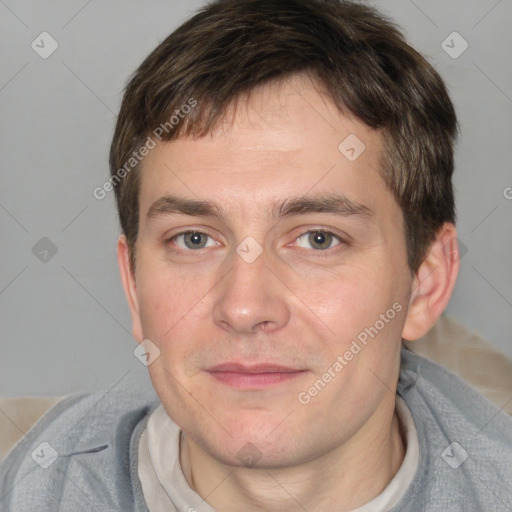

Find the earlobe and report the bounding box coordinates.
[402,223,460,341]
[117,235,143,342]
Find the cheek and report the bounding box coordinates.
[135,264,219,381]
[291,262,397,339]
[137,281,170,337]
[136,263,209,337]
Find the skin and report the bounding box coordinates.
[118,74,459,511]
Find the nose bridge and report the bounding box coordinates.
[212,245,290,334]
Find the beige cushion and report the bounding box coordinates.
[0,396,62,461]
[1,316,511,461]
[404,315,512,415]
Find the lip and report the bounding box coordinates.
[208,362,301,373]
[206,362,307,389]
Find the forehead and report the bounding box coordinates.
[138,75,393,222]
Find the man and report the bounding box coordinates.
[1,0,511,510]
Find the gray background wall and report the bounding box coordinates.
[1,0,511,397]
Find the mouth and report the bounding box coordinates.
[206,363,307,390]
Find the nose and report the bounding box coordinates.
[212,246,291,335]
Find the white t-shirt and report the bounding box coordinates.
[137,395,419,512]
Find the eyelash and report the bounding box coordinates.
[165,228,347,256]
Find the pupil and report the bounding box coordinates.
[309,231,331,250]
[314,232,325,244]
[185,232,206,249]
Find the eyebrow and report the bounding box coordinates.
[146,193,373,221]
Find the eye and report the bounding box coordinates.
[170,231,218,250]
[295,230,343,251]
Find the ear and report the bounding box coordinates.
[402,223,460,341]
[117,234,143,342]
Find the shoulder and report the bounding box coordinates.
[396,347,512,511]
[0,376,159,511]
[399,346,512,436]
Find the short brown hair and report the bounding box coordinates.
[110,0,457,273]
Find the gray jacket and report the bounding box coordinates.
[1,348,511,511]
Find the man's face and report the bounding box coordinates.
[125,75,414,468]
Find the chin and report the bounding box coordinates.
[196,415,315,469]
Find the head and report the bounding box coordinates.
[113,0,460,468]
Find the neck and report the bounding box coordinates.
[179,398,405,512]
